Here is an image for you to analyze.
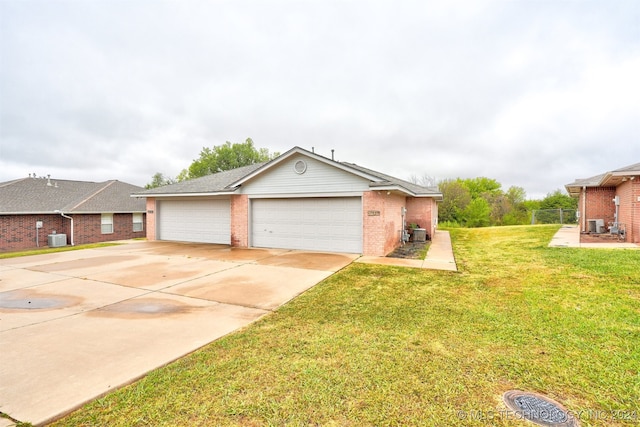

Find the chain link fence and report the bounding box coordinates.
[531,209,578,225]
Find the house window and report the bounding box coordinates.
[133,213,143,232]
[101,213,114,234]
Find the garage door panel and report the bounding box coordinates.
[158,199,230,244]
[252,198,362,253]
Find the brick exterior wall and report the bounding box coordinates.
[633,180,640,244]
[581,187,616,230]
[362,192,384,256]
[230,195,249,247]
[71,213,146,245]
[146,198,157,240]
[382,193,407,255]
[616,180,640,243]
[579,183,639,243]
[1,214,66,252]
[0,213,145,252]
[362,191,406,256]
[405,197,436,240]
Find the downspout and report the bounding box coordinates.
[581,186,587,233]
[55,210,74,246]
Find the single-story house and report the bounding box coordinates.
[565,162,640,243]
[134,146,442,256]
[0,176,147,252]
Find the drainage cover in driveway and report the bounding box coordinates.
[503,390,579,426]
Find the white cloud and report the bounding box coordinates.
[1,0,638,198]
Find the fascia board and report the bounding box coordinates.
[247,191,363,199]
[130,191,236,198]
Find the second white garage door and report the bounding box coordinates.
[251,197,362,253]
[157,199,230,244]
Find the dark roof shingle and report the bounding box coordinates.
[137,163,266,195]
[0,177,146,214]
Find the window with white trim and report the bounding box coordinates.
[101,213,114,234]
[133,213,143,232]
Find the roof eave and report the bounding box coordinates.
[370,184,443,200]
[131,190,237,198]
[1,210,146,215]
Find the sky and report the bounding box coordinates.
[1,0,638,199]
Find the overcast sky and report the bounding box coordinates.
[1,0,638,199]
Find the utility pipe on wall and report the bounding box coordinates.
[55,210,74,246]
[581,186,587,233]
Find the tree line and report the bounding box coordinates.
[436,177,577,227]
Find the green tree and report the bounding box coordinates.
[505,186,526,206]
[463,198,491,227]
[540,189,578,210]
[438,179,472,224]
[185,138,279,179]
[461,177,502,199]
[145,172,176,189]
[501,186,530,225]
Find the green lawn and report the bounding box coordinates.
[52,225,639,426]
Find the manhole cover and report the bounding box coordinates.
[503,390,579,427]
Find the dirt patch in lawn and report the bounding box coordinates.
[386,241,430,259]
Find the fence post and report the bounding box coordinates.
[531,210,536,225]
[560,208,564,224]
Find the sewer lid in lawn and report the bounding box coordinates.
[503,390,579,427]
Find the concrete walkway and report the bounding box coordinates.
[355,230,457,271]
[548,225,640,249]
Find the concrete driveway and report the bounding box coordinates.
[0,241,357,426]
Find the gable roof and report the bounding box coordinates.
[0,177,146,214]
[134,146,442,199]
[565,162,640,197]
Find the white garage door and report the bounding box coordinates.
[158,199,230,244]
[251,197,362,253]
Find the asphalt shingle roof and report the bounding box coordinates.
[138,163,267,195]
[565,173,607,187]
[0,177,146,214]
[342,162,442,196]
[566,162,640,188]
[613,162,640,173]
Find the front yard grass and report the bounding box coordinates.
[53,225,639,426]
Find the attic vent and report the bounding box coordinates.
[294,160,307,174]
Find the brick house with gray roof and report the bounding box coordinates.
[0,176,146,251]
[135,146,442,256]
[566,162,640,244]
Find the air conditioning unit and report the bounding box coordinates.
[48,234,67,247]
[587,219,605,233]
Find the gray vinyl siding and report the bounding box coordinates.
[240,155,369,195]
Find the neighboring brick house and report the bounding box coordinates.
[134,146,442,257]
[565,163,640,243]
[0,176,146,252]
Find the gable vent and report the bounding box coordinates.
[294,160,307,174]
